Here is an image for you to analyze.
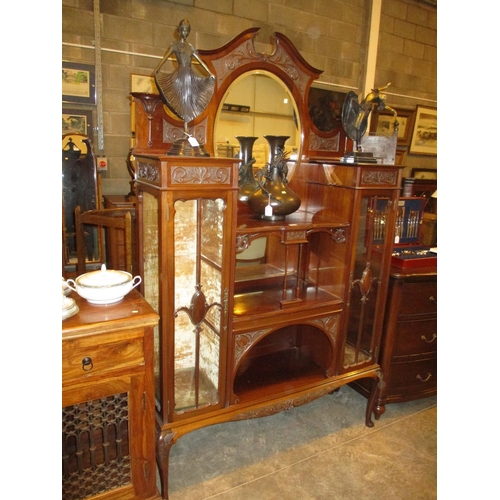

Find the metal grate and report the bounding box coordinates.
[62,392,131,499]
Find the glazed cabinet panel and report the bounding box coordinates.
[292,162,402,374]
[135,156,239,424]
[62,290,160,500]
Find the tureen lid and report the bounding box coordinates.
[75,264,132,288]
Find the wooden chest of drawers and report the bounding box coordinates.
[351,265,437,417]
[62,290,160,500]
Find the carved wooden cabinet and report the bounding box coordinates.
[131,28,403,500]
[290,161,403,376]
[350,265,437,416]
[134,155,402,499]
[62,290,160,500]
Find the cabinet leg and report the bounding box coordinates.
[157,429,175,500]
[365,373,386,427]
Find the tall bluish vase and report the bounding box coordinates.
[247,135,301,221]
[236,136,259,202]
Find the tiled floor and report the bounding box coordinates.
[163,385,437,499]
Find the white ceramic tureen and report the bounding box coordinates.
[66,264,142,305]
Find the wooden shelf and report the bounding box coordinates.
[234,349,328,403]
[233,283,342,317]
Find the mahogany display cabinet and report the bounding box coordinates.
[132,28,403,499]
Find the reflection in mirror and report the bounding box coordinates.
[215,71,300,168]
[236,237,267,266]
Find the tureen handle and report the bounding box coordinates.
[65,279,77,292]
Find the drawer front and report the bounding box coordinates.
[62,332,144,383]
[388,357,437,397]
[393,318,437,356]
[398,282,437,316]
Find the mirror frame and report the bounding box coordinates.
[131,28,349,160]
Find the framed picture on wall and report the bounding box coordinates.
[130,74,159,94]
[62,62,96,105]
[307,85,347,133]
[409,106,437,155]
[370,107,415,146]
[62,109,93,136]
[411,168,437,180]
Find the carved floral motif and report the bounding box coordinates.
[171,166,231,185]
[308,130,341,152]
[361,170,397,186]
[162,119,207,145]
[234,329,270,367]
[137,161,160,183]
[231,386,335,420]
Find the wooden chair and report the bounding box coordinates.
[75,205,133,276]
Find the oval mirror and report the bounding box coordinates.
[214,70,301,172]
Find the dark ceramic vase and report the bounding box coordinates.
[236,136,259,202]
[247,135,301,221]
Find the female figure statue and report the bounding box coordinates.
[154,19,215,127]
[342,83,397,152]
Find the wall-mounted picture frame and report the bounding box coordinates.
[62,108,93,136]
[411,168,437,180]
[62,62,96,104]
[307,85,347,133]
[370,107,415,146]
[409,106,437,155]
[130,73,159,94]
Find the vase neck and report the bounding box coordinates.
[264,135,289,164]
[236,136,258,164]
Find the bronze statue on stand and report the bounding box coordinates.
[341,83,397,163]
[154,19,215,156]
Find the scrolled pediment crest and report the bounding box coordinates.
[208,29,318,100]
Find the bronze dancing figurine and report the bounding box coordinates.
[155,19,215,155]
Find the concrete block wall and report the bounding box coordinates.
[62,0,437,195]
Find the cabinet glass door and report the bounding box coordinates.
[344,195,391,368]
[173,198,226,412]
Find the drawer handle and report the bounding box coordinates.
[416,373,432,383]
[429,295,437,305]
[81,356,94,372]
[421,333,437,343]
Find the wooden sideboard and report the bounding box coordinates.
[351,265,437,417]
[62,289,160,500]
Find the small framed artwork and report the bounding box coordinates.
[62,109,93,136]
[307,85,347,133]
[62,62,96,104]
[411,168,437,180]
[409,106,437,155]
[130,74,159,94]
[370,108,415,146]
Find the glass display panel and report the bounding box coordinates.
[173,198,224,412]
[344,196,390,367]
[141,192,161,402]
